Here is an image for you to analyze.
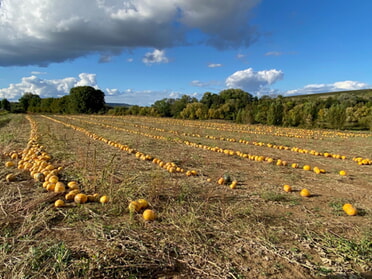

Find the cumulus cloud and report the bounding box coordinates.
[285,80,370,96]
[208,63,222,68]
[142,49,169,65]
[0,0,261,66]
[0,73,98,101]
[225,68,284,93]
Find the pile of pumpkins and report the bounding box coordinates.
[4,116,110,209]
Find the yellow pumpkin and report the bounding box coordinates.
[48,175,59,183]
[343,204,357,216]
[54,182,66,193]
[5,161,15,168]
[300,188,311,197]
[217,177,225,185]
[54,199,65,208]
[313,167,321,174]
[5,173,16,182]
[283,184,292,192]
[74,193,88,204]
[128,201,141,213]
[229,180,238,189]
[67,181,79,189]
[10,153,19,160]
[339,170,347,176]
[100,195,110,204]
[303,165,311,171]
[87,194,98,202]
[143,209,156,221]
[137,199,149,209]
[65,193,75,201]
[46,183,56,192]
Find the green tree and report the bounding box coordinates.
[69,86,105,114]
[1,98,11,111]
[170,95,198,118]
[267,99,283,126]
[301,100,319,127]
[127,105,141,115]
[152,98,174,117]
[40,98,55,113]
[200,92,223,109]
[19,93,41,112]
[57,95,71,114]
[327,104,346,129]
[180,103,208,119]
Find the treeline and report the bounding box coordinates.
[108,89,372,130]
[1,87,371,130]
[1,86,106,114]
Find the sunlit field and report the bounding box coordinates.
[1,113,371,279]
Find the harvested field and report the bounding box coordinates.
[1,113,371,279]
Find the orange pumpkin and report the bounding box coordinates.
[343,203,357,216]
[300,188,311,197]
[229,180,238,189]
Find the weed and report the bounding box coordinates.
[260,191,289,202]
[328,198,350,215]
[28,242,72,274]
[307,231,372,266]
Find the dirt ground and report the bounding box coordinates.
[1,114,371,279]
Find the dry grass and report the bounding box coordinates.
[0,113,371,279]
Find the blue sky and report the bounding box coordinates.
[1,0,371,106]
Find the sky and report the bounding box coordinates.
[0,0,371,106]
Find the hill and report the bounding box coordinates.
[284,88,372,100]
[106,102,132,107]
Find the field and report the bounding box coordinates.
[1,113,371,279]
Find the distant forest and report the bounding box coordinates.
[1,86,372,130]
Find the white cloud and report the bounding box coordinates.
[105,88,198,106]
[208,63,222,68]
[0,73,98,101]
[191,80,208,87]
[265,51,283,56]
[225,68,284,93]
[285,80,370,96]
[0,71,202,105]
[142,49,169,65]
[0,0,261,66]
[31,71,47,75]
[190,80,222,88]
